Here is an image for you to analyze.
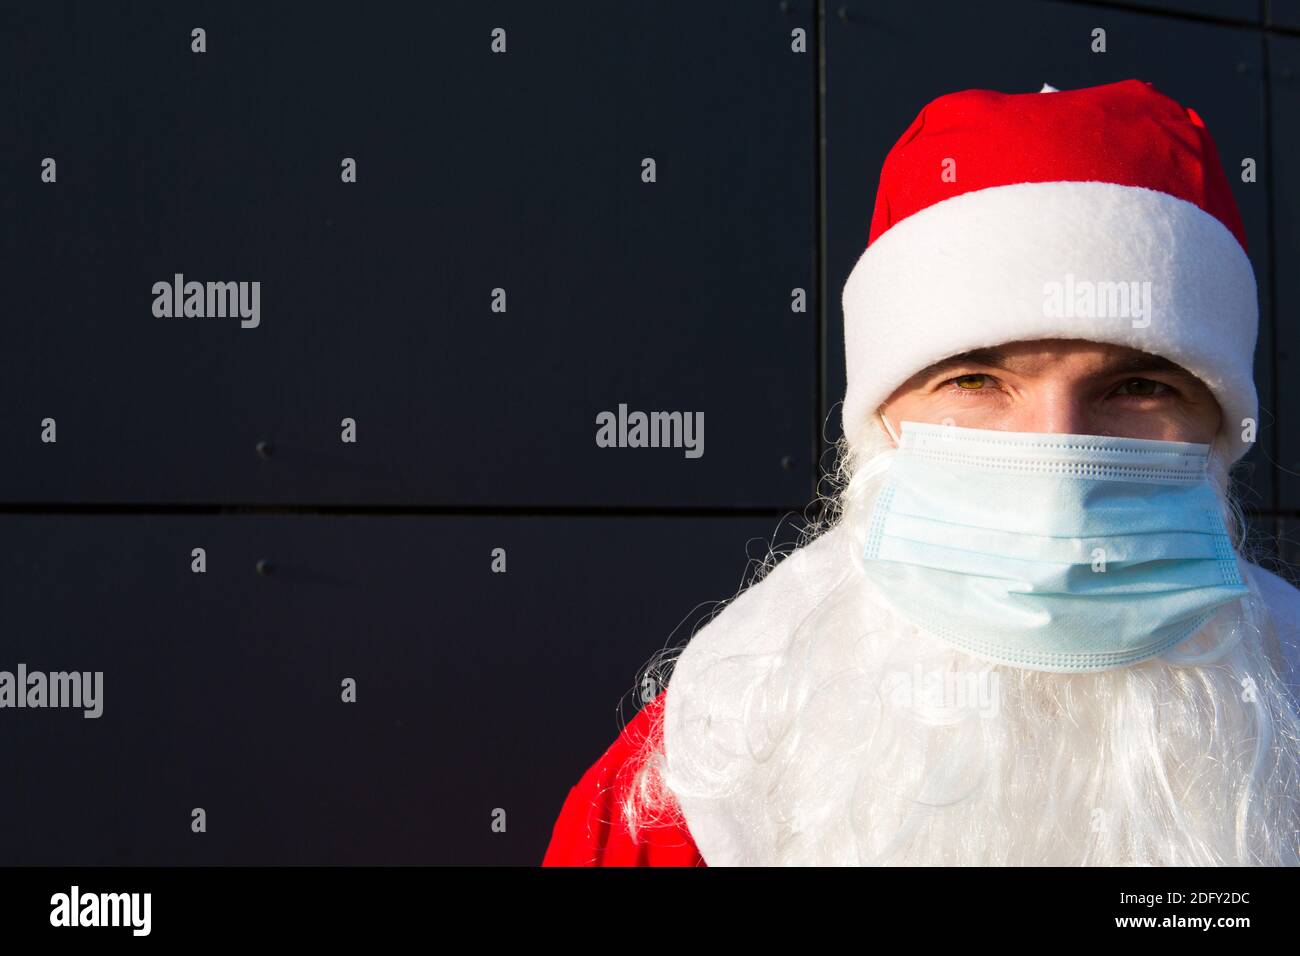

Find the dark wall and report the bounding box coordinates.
[1,0,1296,864]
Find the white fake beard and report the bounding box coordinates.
[642,423,1300,866]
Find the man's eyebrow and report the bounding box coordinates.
[1101,352,1195,378]
[914,348,1013,379]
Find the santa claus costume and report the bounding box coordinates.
[543,79,1300,867]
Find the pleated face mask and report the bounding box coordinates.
[861,418,1251,673]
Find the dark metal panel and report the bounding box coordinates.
[825,0,1272,509]
[1076,0,1263,22]
[0,512,790,864]
[1269,36,1300,509]
[1280,518,1300,573]
[0,0,815,508]
[1267,0,1300,29]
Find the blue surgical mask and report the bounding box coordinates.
[862,416,1250,673]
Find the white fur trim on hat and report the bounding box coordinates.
[840,180,1259,463]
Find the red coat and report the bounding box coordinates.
[542,690,705,866]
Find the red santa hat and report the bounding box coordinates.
[840,79,1258,463]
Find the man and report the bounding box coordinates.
[543,79,1300,866]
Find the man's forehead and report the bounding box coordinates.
[915,342,1194,380]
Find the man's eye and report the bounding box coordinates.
[1113,378,1171,397]
[951,374,989,390]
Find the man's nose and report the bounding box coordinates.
[1017,397,1094,436]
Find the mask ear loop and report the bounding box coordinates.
[878,408,901,445]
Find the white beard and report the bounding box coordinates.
[648,423,1300,866]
